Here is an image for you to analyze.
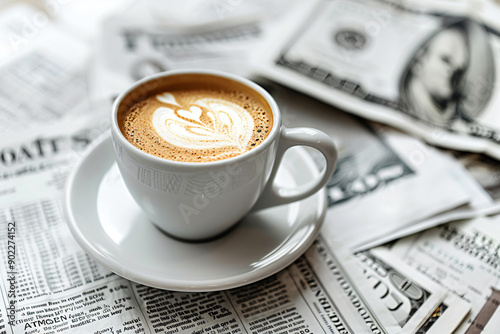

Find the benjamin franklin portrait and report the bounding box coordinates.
[400,19,495,129]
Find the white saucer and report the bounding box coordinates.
[64,134,326,292]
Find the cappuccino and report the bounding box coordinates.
[118,75,273,162]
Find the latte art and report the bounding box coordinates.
[119,82,273,162]
[152,93,255,155]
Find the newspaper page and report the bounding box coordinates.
[89,0,308,101]
[267,81,494,251]
[253,0,500,160]
[0,4,90,136]
[377,215,500,333]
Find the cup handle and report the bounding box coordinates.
[251,127,338,211]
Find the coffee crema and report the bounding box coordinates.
[118,80,273,162]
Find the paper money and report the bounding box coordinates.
[264,80,491,251]
[305,237,453,333]
[253,0,500,159]
[379,216,500,333]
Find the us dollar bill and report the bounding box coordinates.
[379,215,500,333]
[253,0,500,159]
[443,149,500,200]
[261,79,493,251]
[304,237,453,333]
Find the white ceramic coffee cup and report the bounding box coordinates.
[111,69,338,240]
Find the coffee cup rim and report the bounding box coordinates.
[111,69,281,168]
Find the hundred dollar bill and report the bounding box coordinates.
[253,0,500,159]
[264,80,492,251]
[304,237,451,333]
[379,215,500,333]
[352,250,446,333]
[443,149,500,201]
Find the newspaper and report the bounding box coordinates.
[253,0,500,160]
[0,4,90,136]
[89,0,308,101]
[266,81,496,251]
[378,215,500,333]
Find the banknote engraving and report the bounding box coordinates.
[327,122,414,206]
[265,0,500,158]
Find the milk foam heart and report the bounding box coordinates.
[152,94,255,154]
[119,85,273,162]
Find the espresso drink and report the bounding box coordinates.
[118,75,273,162]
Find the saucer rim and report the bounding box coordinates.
[64,133,326,291]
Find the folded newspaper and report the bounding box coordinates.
[89,0,308,101]
[253,0,500,160]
